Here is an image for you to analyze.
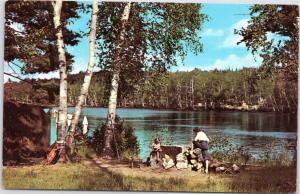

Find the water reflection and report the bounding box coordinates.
[49,108,297,160]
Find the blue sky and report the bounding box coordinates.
[69,3,262,73]
[4,2,263,81]
[172,3,262,71]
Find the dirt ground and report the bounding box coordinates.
[82,158,235,178]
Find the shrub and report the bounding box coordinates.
[90,115,139,160]
[75,142,97,159]
[258,140,294,166]
[70,133,97,160]
[209,135,251,165]
[210,135,294,167]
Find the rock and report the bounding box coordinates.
[160,145,183,161]
[190,162,203,171]
[232,164,240,172]
[195,162,203,170]
[176,161,188,169]
[215,166,226,172]
[241,101,249,110]
[150,157,158,167]
[176,153,187,161]
[176,153,188,169]
[190,159,198,164]
[193,148,202,156]
[209,158,221,168]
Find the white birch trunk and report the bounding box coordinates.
[52,0,68,149]
[103,2,131,157]
[69,0,99,133]
[107,72,120,127]
[106,2,131,127]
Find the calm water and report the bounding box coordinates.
[48,108,297,160]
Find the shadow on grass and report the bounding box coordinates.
[224,165,296,193]
[3,159,296,192]
[85,158,187,191]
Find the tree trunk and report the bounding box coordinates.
[282,90,291,112]
[270,95,279,112]
[278,90,284,112]
[93,92,98,106]
[52,0,68,160]
[243,82,247,102]
[67,0,99,153]
[102,2,131,157]
[191,79,194,109]
[177,85,182,109]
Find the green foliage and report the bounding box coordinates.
[209,136,251,165]
[5,1,82,74]
[90,116,139,159]
[71,133,98,159]
[96,2,207,93]
[210,135,294,167]
[258,140,294,167]
[5,67,297,113]
[236,5,299,81]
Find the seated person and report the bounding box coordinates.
[162,154,175,169]
[150,138,162,161]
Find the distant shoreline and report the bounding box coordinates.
[40,103,297,114]
[8,100,296,114]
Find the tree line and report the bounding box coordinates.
[5,67,297,113]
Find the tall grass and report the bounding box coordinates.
[3,162,296,192]
[210,136,296,167]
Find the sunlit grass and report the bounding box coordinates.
[3,162,296,192]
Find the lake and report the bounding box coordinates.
[48,108,297,160]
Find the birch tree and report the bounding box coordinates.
[97,2,208,157]
[52,0,68,156]
[67,0,99,153]
[102,2,132,157]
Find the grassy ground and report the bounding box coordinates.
[2,159,296,192]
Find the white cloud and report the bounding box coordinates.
[70,57,102,74]
[171,65,196,72]
[29,71,60,80]
[221,19,249,48]
[203,28,224,37]
[202,53,262,71]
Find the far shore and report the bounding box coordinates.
[8,100,296,114]
[45,104,296,114]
